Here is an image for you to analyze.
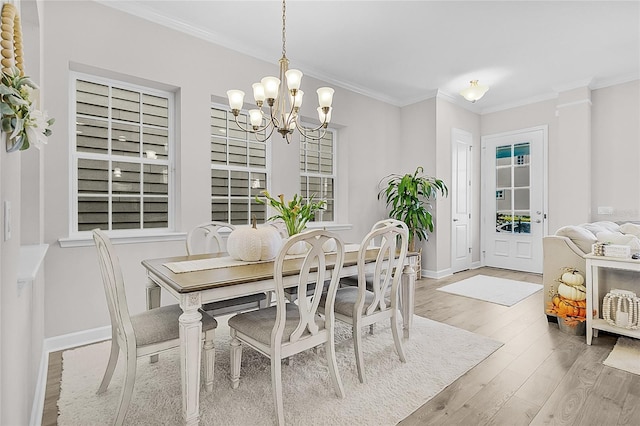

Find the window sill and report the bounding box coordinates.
[59,231,187,248]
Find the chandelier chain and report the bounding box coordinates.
[281,0,287,57]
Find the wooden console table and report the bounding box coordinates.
[585,254,640,345]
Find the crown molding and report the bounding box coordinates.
[551,77,595,93]
[591,72,640,90]
[479,91,559,115]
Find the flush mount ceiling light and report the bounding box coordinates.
[227,0,334,143]
[460,80,489,103]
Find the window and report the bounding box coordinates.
[300,128,336,222]
[210,105,268,225]
[72,74,173,233]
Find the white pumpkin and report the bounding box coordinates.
[227,217,282,261]
[561,269,585,286]
[558,282,587,301]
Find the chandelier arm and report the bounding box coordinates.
[294,120,329,141]
[232,114,274,134]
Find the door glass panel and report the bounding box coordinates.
[495,142,531,234]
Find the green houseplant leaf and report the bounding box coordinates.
[378,166,448,251]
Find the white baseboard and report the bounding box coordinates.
[30,326,111,425]
[44,325,111,353]
[471,261,483,269]
[422,268,453,279]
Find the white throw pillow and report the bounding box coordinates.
[596,231,640,250]
[593,221,620,233]
[619,223,640,238]
[581,222,608,236]
[555,225,597,254]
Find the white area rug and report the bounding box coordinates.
[603,337,640,375]
[437,274,543,306]
[58,316,502,425]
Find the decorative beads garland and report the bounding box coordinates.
[602,290,640,330]
[0,3,24,76]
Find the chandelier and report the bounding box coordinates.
[226,0,334,143]
[459,80,489,103]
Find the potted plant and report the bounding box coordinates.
[256,190,326,237]
[378,166,448,252]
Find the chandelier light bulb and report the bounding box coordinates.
[261,76,280,100]
[317,106,332,124]
[285,69,303,91]
[249,109,263,127]
[290,90,304,108]
[227,90,245,110]
[317,87,335,108]
[252,83,265,104]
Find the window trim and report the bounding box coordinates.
[299,125,338,225]
[68,71,176,239]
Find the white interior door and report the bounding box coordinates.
[481,127,547,273]
[451,128,472,273]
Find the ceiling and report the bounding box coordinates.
[99,1,640,114]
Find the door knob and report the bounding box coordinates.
[453,218,459,222]
[535,219,541,223]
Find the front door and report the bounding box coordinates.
[481,126,547,273]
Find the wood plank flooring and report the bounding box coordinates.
[42,267,638,425]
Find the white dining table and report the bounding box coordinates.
[142,246,417,425]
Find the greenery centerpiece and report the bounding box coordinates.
[378,166,448,251]
[0,66,54,152]
[256,190,326,236]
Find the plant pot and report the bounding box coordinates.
[557,317,586,336]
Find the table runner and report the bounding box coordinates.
[163,243,363,273]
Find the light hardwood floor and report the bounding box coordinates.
[42,267,640,425]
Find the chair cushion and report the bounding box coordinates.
[131,305,217,347]
[325,287,377,318]
[228,303,325,346]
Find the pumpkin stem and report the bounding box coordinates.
[252,214,257,229]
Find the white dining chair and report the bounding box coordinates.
[321,219,409,383]
[93,229,218,425]
[186,221,269,315]
[228,229,346,426]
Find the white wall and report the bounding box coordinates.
[481,82,639,234]
[591,80,640,222]
[40,1,402,338]
[0,1,46,424]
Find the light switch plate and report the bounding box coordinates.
[4,200,11,241]
[598,206,614,215]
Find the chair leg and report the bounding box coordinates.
[114,347,137,426]
[203,328,215,392]
[325,332,345,398]
[271,355,285,426]
[353,321,365,383]
[261,292,272,308]
[390,312,406,363]
[230,329,242,389]
[97,338,120,394]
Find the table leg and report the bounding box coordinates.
[146,277,161,362]
[401,263,416,339]
[179,293,203,426]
